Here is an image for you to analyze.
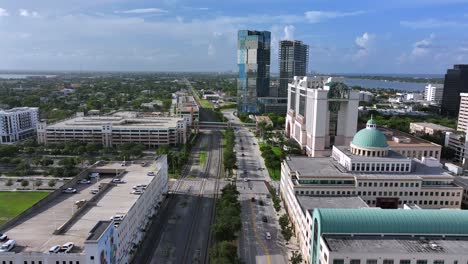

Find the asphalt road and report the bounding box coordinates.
[227,110,287,264]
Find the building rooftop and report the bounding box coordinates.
[335,146,409,162]
[411,122,455,131]
[0,107,38,113]
[324,236,468,255]
[47,112,184,129]
[86,220,111,241]
[314,208,468,235]
[296,196,368,215]
[285,156,453,180]
[3,159,164,253]
[380,128,441,148]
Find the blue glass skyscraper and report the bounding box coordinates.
[237,30,271,113]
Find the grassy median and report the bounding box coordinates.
[0,191,50,226]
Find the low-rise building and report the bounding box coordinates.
[0,107,39,144]
[284,196,368,264]
[172,92,199,126]
[37,111,188,147]
[410,122,454,135]
[0,157,168,264]
[381,128,442,161]
[281,119,462,211]
[359,91,374,102]
[310,208,468,264]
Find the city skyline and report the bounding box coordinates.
[0,0,467,73]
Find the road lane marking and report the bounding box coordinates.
[249,199,271,264]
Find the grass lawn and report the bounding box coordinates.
[199,151,207,165]
[199,99,213,109]
[268,168,281,181]
[0,191,49,226]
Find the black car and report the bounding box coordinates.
[241,147,244,150]
[262,216,268,223]
[258,200,264,206]
[241,153,245,157]
[251,197,256,202]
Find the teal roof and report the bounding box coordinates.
[351,127,388,148]
[314,209,468,235]
[366,119,377,126]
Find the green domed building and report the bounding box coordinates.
[350,118,389,157]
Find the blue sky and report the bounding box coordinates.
[0,0,467,74]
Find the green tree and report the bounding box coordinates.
[35,179,43,188]
[5,179,13,187]
[290,251,303,264]
[21,179,29,188]
[210,241,241,264]
[48,179,57,188]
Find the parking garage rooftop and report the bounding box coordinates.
[2,159,163,254]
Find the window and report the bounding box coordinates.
[400,260,411,264]
[333,260,345,264]
[384,260,395,264]
[351,260,361,264]
[433,261,444,264]
[367,260,378,264]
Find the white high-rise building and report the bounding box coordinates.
[0,107,39,144]
[285,76,359,157]
[424,83,444,104]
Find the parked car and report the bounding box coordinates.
[89,173,99,178]
[147,172,155,176]
[262,216,268,223]
[241,153,245,157]
[112,178,126,183]
[75,199,87,207]
[265,232,271,240]
[48,245,61,253]
[0,240,16,252]
[15,178,23,182]
[131,190,144,195]
[90,189,99,194]
[78,179,91,184]
[243,178,249,182]
[251,197,256,202]
[62,188,77,194]
[258,200,264,206]
[0,234,7,241]
[252,142,256,145]
[110,214,125,221]
[133,184,147,190]
[60,242,74,253]
[241,147,244,150]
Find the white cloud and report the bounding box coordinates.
[305,10,366,23]
[19,9,39,17]
[208,43,215,56]
[353,32,374,60]
[115,8,168,14]
[0,8,9,17]
[282,25,295,40]
[411,33,435,57]
[401,19,468,29]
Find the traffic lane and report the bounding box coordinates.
[239,194,257,264]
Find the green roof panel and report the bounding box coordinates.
[314,208,468,235]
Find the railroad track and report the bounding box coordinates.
[180,132,222,264]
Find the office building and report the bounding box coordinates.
[0,157,168,264]
[285,76,359,157]
[424,83,444,104]
[237,30,271,113]
[171,92,199,126]
[281,118,462,211]
[441,64,468,117]
[257,97,288,114]
[310,209,468,264]
[0,107,39,144]
[278,40,309,98]
[284,196,368,264]
[410,122,454,136]
[457,93,468,132]
[444,93,468,167]
[37,112,188,147]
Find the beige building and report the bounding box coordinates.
[410,122,454,135]
[285,76,359,157]
[172,92,199,126]
[457,93,468,132]
[382,128,442,161]
[37,112,189,147]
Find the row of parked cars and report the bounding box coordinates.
[0,234,15,253]
[131,184,147,195]
[48,242,74,254]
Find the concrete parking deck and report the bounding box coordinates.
[3,161,159,254]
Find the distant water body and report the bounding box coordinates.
[0,73,56,79]
[344,78,428,92]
